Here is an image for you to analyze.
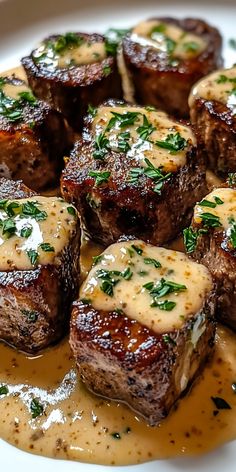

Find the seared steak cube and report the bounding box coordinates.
[0,75,72,191]
[189,65,236,176]
[70,239,215,425]
[121,17,222,118]
[22,32,122,131]
[184,186,236,330]
[0,178,80,353]
[61,100,207,246]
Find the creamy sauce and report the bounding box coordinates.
[93,106,195,172]
[132,20,206,60]
[117,46,135,103]
[189,66,236,114]
[80,240,213,333]
[1,82,31,100]
[33,36,107,70]
[194,187,236,231]
[0,196,77,270]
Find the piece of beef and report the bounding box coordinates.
[70,240,215,425]
[189,66,236,177]
[121,17,223,118]
[22,32,122,131]
[0,75,73,191]
[0,178,80,353]
[61,100,207,246]
[185,186,236,330]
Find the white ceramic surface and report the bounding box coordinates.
[0,0,236,470]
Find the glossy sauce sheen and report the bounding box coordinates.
[189,66,236,113]
[93,106,195,172]
[132,20,206,60]
[194,187,236,230]
[1,240,236,465]
[2,82,31,100]
[80,240,213,333]
[0,196,77,270]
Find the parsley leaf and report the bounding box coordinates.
[27,249,39,265]
[88,170,111,186]
[30,398,44,418]
[93,132,110,160]
[40,243,55,252]
[199,212,221,228]
[104,28,131,56]
[0,385,8,395]
[143,257,162,268]
[155,132,187,154]
[136,114,156,141]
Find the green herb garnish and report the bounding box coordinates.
[21,309,38,323]
[53,32,84,54]
[211,397,231,410]
[103,64,112,76]
[143,277,186,310]
[136,114,156,141]
[92,254,104,266]
[20,225,33,238]
[87,104,97,117]
[27,249,39,265]
[0,385,8,395]
[96,269,120,297]
[40,243,55,252]
[104,28,131,56]
[162,334,176,345]
[143,257,161,268]
[131,244,143,255]
[199,212,221,228]
[93,132,110,160]
[155,132,187,154]
[30,398,44,418]
[67,206,76,216]
[88,170,111,186]
[182,41,199,53]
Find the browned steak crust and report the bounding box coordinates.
[61,101,207,246]
[122,17,222,118]
[0,178,80,353]
[190,98,236,176]
[22,33,122,131]
[70,297,215,425]
[0,75,73,191]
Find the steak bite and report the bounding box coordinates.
[121,17,222,118]
[184,186,236,330]
[70,239,215,425]
[22,32,122,131]
[189,66,236,176]
[0,178,80,353]
[0,75,72,192]
[61,101,207,246]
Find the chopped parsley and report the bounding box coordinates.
[131,244,143,255]
[182,41,199,53]
[228,173,236,188]
[104,27,131,56]
[150,23,167,35]
[96,269,120,297]
[0,86,37,123]
[199,196,224,208]
[0,385,8,395]
[52,32,84,54]
[40,243,55,252]
[162,334,176,345]
[1,218,16,238]
[136,114,156,141]
[27,249,39,266]
[30,398,44,418]
[103,64,112,76]
[87,104,97,117]
[117,131,131,152]
[20,225,33,238]
[143,257,161,268]
[183,227,208,253]
[122,267,133,280]
[143,277,187,311]
[21,201,47,221]
[155,132,187,154]
[67,206,76,216]
[110,432,121,440]
[143,158,172,194]
[93,132,110,160]
[107,111,140,130]
[92,254,104,266]
[199,212,221,228]
[88,170,111,186]
[152,300,176,310]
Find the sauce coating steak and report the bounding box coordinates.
[185,186,236,330]
[61,100,207,246]
[22,32,122,131]
[0,75,72,191]
[189,66,236,176]
[121,17,222,118]
[0,178,80,353]
[70,240,216,425]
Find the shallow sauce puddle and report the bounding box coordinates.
[0,66,235,466]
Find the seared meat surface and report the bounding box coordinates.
[122,17,222,118]
[189,66,236,176]
[70,240,215,425]
[0,178,80,353]
[185,186,236,330]
[22,32,122,131]
[0,75,73,191]
[61,100,207,246]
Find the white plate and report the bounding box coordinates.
[0,0,236,470]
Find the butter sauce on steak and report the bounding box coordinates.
[61,100,207,246]
[70,239,216,425]
[121,17,223,118]
[0,75,73,191]
[22,32,122,131]
[0,178,80,353]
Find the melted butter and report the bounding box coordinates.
[0,196,77,270]
[80,240,213,333]
[1,322,236,465]
[194,187,236,230]
[189,66,236,114]
[1,82,31,100]
[132,20,206,60]
[34,39,106,70]
[93,106,195,172]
